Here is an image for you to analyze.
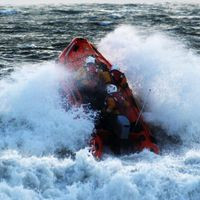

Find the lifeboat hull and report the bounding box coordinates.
[58,37,159,158]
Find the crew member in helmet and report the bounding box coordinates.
[102,83,132,137]
[77,55,112,88]
[75,55,107,110]
[97,83,129,131]
[109,64,139,108]
[104,84,129,114]
[96,83,131,154]
[95,59,112,84]
[76,55,98,88]
[109,65,128,89]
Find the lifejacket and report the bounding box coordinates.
[105,92,129,114]
[99,71,112,84]
[87,61,112,84]
[85,63,98,74]
[76,64,99,89]
[106,91,140,122]
[111,92,128,107]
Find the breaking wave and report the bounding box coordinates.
[0,26,200,199]
[0,62,95,156]
[99,25,200,146]
[0,149,200,200]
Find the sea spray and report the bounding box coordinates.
[0,62,95,155]
[99,25,200,145]
[0,149,199,200]
[0,24,200,199]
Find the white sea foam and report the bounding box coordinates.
[0,149,199,200]
[0,26,200,199]
[0,62,94,155]
[99,25,200,145]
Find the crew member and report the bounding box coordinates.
[75,55,107,110]
[75,55,98,88]
[110,65,128,89]
[104,84,129,114]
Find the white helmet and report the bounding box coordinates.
[111,64,120,70]
[85,56,95,64]
[106,84,118,94]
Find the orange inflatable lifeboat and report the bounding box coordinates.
[59,37,159,158]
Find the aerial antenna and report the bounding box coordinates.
[135,89,151,126]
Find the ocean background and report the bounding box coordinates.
[1,1,200,199]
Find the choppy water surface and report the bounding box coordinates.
[1,3,200,200]
[1,4,200,69]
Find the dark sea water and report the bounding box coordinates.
[1,3,200,200]
[1,4,200,69]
